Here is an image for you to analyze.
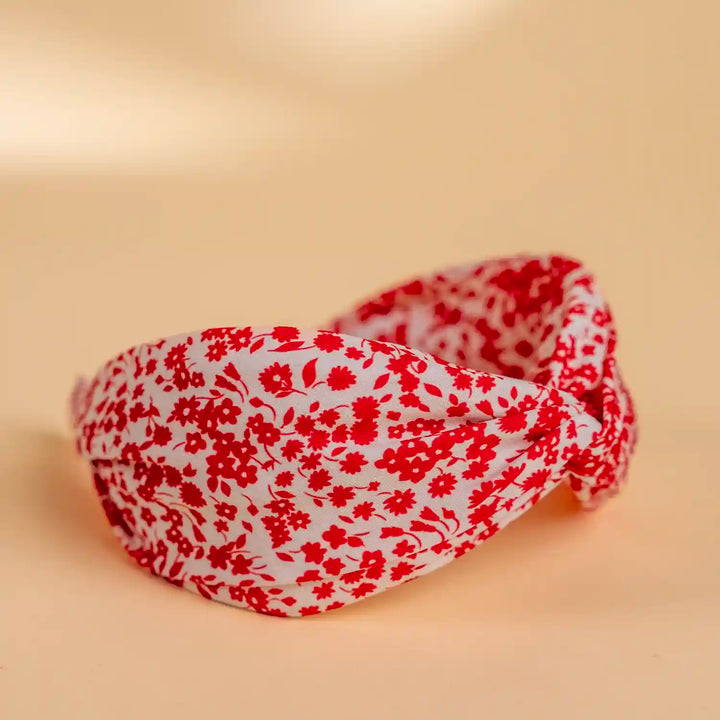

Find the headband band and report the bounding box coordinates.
[70,254,637,616]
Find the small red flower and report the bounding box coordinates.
[322,524,348,549]
[352,501,374,520]
[205,340,227,362]
[234,463,258,488]
[390,561,415,581]
[352,396,380,420]
[323,557,346,575]
[327,366,357,391]
[359,550,386,580]
[498,412,527,433]
[215,502,237,520]
[272,326,300,342]
[339,451,367,475]
[327,485,356,507]
[308,469,331,491]
[428,472,456,498]
[300,541,327,564]
[314,333,344,352]
[313,582,335,600]
[383,488,416,516]
[275,471,294,487]
[258,362,293,395]
[169,396,200,426]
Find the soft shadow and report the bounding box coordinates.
[326,485,586,622]
[2,423,127,560]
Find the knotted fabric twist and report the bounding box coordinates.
[70,254,637,616]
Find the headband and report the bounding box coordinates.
[70,254,637,616]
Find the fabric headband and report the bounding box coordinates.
[70,254,637,617]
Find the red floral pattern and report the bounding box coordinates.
[70,255,637,616]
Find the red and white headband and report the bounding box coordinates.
[71,254,637,616]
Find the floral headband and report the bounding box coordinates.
[70,254,637,617]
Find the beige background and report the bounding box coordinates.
[1,1,719,718]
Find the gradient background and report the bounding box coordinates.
[1,1,719,718]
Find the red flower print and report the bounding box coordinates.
[360,550,386,580]
[314,332,344,352]
[406,418,444,435]
[206,453,236,479]
[352,501,374,520]
[521,467,552,492]
[234,463,258,488]
[206,340,227,362]
[390,562,415,581]
[258,362,293,396]
[331,425,348,443]
[294,415,315,436]
[392,539,414,556]
[245,587,269,613]
[300,453,322,471]
[498,412,527,433]
[168,396,200,426]
[229,437,257,464]
[469,500,500,526]
[287,510,310,531]
[323,557,346,575]
[318,409,340,427]
[214,519,229,534]
[313,582,335,600]
[248,415,281,445]
[383,488,416,516]
[300,541,327,564]
[172,366,191,391]
[447,402,470,417]
[227,326,252,350]
[321,524,348,549]
[275,471,294,487]
[265,497,294,516]
[208,544,232,570]
[215,502,237,520]
[231,554,253,575]
[263,516,291,548]
[163,343,187,370]
[462,460,490,481]
[308,469,331,491]
[327,366,357,391]
[339,451,368,475]
[214,397,241,425]
[350,418,378,445]
[327,485,356,508]
[475,374,496,393]
[308,429,330,451]
[428,472,456,498]
[281,439,304,461]
[351,583,377,599]
[299,606,320,616]
[153,426,172,445]
[352,396,380,420]
[272,326,300,342]
[180,481,206,508]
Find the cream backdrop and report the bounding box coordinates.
[1,1,719,718]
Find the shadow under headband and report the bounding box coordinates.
[70,254,637,617]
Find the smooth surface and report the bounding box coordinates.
[1,1,719,718]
